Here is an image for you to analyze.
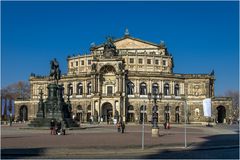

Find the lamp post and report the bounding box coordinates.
[148,92,162,137]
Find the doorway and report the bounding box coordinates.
[19,105,28,121]
[217,106,226,123]
[102,102,113,123]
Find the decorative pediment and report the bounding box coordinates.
[114,38,159,49]
[96,37,159,50]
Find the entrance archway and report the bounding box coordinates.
[217,106,226,123]
[102,102,113,123]
[175,106,180,123]
[87,105,91,122]
[76,105,83,122]
[127,105,135,122]
[19,105,28,121]
[164,105,170,123]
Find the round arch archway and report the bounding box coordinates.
[76,105,83,122]
[217,105,226,123]
[101,102,113,123]
[19,105,28,122]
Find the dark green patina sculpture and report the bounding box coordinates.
[29,58,78,128]
[103,37,118,58]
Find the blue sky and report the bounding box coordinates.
[1,1,239,96]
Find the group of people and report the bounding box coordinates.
[164,122,170,129]
[50,119,66,135]
[117,121,125,133]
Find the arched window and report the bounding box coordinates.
[195,108,200,116]
[152,83,159,94]
[127,105,134,122]
[77,105,83,111]
[77,83,83,95]
[175,106,180,123]
[127,82,134,95]
[174,84,180,96]
[140,82,147,95]
[87,105,91,111]
[87,82,91,95]
[128,105,134,111]
[68,83,73,95]
[164,83,170,95]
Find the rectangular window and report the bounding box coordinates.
[107,86,113,96]
[129,58,134,63]
[155,59,159,65]
[147,59,151,64]
[76,61,78,66]
[71,62,73,67]
[163,60,166,66]
[88,60,91,65]
[81,60,84,65]
[138,58,143,64]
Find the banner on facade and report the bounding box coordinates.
[203,98,211,117]
[11,99,15,115]
[1,98,5,115]
[6,99,10,115]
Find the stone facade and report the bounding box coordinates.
[15,34,232,124]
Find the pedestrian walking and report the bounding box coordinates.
[117,122,121,132]
[121,122,125,133]
[50,119,56,135]
[56,121,62,135]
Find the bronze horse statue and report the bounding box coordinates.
[49,58,61,84]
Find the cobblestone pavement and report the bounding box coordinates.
[1,123,239,159]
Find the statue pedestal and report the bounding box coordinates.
[152,128,159,137]
[36,111,43,118]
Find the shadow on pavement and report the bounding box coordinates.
[1,148,46,159]
[141,134,239,159]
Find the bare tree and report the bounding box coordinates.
[1,81,30,100]
[225,90,239,121]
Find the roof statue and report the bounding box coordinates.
[124,28,130,36]
[210,69,215,76]
[103,36,118,58]
[159,40,166,48]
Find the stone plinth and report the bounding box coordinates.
[152,128,159,137]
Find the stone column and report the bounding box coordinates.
[95,75,97,93]
[136,79,139,95]
[113,101,116,118]
[116,75,119,93]
[97,75,100,93]
[172,81,175,95]
[120,75,123,93]
[123,74,126,94]
[161,80,164,93]
[149,80,152,94]
[91,75,95,93]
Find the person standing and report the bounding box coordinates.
[117,122,121,132]
[50,119,56,135]
[121,122,125,133]
[56,121,62,135]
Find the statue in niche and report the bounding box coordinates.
[118,62,124,71]
[91,63,97,72]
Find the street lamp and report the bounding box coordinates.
[148,92,162,137]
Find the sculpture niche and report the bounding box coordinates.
[29,58,78,128]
